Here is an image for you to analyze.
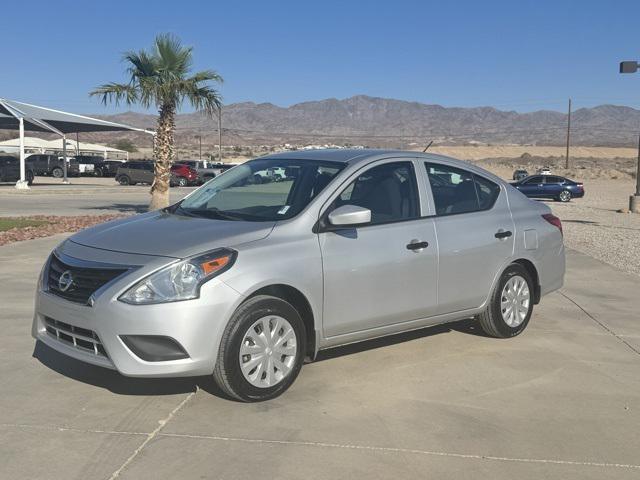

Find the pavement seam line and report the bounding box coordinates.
[157,433,640,470]
[107,390,197,480]
[0,423,148,436]
[558,290,640,356]
[4,422,639,470]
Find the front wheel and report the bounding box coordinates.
[177,176,188,187]
[26,170,34,186]
[477,263,534,338]
[559,190,571,202]
[213,295,306,402]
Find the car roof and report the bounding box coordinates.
[257,148,506,183]
[260,148,461,166]
[259,148,408,164]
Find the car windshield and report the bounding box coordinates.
[174,158,344,221]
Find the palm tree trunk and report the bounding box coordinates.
[149,102,176,210]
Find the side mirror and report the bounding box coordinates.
[327,205,371,227]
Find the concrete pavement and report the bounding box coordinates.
[0,236,639,479]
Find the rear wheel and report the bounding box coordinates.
[117,175,131,186]
[177,176,188,187]
[213,295,306,402]
[477,263,534,338]
[559,190,571,202]
[51,167,63,178]
[94,168,104,177]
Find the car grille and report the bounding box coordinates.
[47,254,128,304]
[44,316,108,358]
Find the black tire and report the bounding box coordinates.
[558,190,571,202]
[117,175,131,186]
[177,176,188,187]
[51,167,63,178]
[213,295,306,402]
[26,170,34,186]
[253,174,263,184]
[477,263,534,338]
[94,168,104,177]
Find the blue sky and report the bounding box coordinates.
[2,0,640,114]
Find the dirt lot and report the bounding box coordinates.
[428,145,640,161]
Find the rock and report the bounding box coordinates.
[617,208,630,214]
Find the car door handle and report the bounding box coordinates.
[495,230,512,239]
[406,240,429,251]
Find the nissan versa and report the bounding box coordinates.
[33,150,565,401]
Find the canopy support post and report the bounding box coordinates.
[62,134,69,184]
[15,117,29,189]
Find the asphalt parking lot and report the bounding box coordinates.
[0,178,195,216]
[1,233,639,479]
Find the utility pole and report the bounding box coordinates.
[195,134,202,159]
[217,106,223,162]
[619,60,640,212]
[565,98,571,169]
[635,133,640,200]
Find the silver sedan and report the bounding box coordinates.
[33,149,565,401]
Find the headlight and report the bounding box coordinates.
[119,248,236,305]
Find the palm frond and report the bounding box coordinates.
[154,33,193,77]
[124,49,158,79]
[89,83,138,106]
[174,77,222,116]
[188,69,224,84]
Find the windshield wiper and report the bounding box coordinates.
[178,207,244,221]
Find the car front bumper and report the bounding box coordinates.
[32,255,243,378]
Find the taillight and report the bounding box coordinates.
[542,213,563,236]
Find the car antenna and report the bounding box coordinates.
[422,140,433,153]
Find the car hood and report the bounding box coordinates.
[70,211,275,258]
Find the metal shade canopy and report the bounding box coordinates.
[0,97,154,188]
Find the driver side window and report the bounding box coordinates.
[332,161,419,224]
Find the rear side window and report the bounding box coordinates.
[425,163,500,215]
[545,176,563,184]
[474,174,501,210]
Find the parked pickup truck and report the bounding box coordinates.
[178,160,239,183]
[0,155,35,185]
[25,154,79,178]
[73,156,124,177]
[177,160,215,183]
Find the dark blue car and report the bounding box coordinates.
[512,175,584,202]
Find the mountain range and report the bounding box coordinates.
[51,95,640,148]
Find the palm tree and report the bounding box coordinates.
[91,34,222,209]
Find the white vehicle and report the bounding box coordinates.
[537,167,552,175]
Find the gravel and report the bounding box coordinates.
[0,215,126,246]
[545,179,640,277]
